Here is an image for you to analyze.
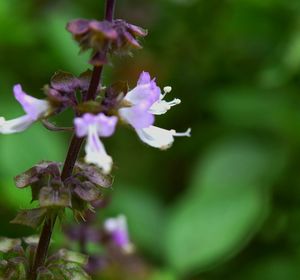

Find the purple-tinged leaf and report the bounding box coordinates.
[66,19,90,35]
[50,71,79,93]
[75,161,113,188]
[74,182,101,202]
[10,208,47,228]
[39,186,71,208]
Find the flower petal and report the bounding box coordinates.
[74,113,118,138]
[137,71,151,85]
[136,126,191,150]
[119,104,154,129]
[124,72,161,106]
[104,215,133,252]
[85,125,113,174]
[95,113,118,137]
[13,84,49,120]
[74,117,89,137]
[0,115,35,134]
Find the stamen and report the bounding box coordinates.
[173,128,191,137]
[163,86,172,94]
[167,98,181,107]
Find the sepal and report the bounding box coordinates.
[39,184,72,208]
[10,208,47,228]
[74,161,113,188]
[67,18,147,65]
[14,161,61,189]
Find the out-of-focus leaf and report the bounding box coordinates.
[108,187,165,259]
[43,14,90,74]
[210,87,300,141]
[164,138,287,274]
[0,125,65,209]
[150,269,177,280]
[237,256,300,280]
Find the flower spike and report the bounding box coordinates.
[74,113,117,174]
[0,85,50,134]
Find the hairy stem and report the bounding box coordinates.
[28,1,116,279]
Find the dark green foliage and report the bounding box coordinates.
[1,0,300,279]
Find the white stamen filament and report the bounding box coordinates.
[168,98,181,106]
[172,128,192,137]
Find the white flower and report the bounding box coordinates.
[74,113,117,174]
[136,126,191,150]
[118,72,190,149]
[0,84,50,134]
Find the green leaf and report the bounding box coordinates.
[10,208,47,228]
[237,255,300,280]
[164,138,286,274]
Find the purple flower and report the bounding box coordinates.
[74,113,117,174]
[118,72,190,149]
[0,84,50,134]
[104,215,133,253]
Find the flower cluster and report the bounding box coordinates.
[67,19,147,65]
[0,72,191,175]
[75,71,190,174]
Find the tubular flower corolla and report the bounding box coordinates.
[74,113,118,174]
[0,85,50,134]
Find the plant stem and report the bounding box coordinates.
[105,0,116,22]
[28,1,116,279]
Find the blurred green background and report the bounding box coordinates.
[2,0,300,279]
